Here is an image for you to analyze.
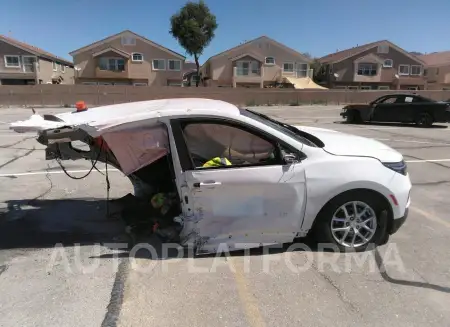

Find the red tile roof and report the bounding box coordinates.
[0,35,73,66]
[419,51,450,67]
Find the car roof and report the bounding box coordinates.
[55,98,241,127]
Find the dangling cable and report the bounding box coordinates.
[56,138,104,180]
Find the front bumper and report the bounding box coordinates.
[389,207,408,234]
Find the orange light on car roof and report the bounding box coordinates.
[75,101,87,112]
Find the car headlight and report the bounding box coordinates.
[383,160,407,176]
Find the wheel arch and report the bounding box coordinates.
[307,188,394,234]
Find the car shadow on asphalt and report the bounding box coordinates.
[0,198,127,250]
[1,198,449,294]
[334,121,448,129]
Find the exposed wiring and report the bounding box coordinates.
[55,138,104,180]
[55,137,112,218]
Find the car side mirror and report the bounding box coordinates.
[283,153,299,164]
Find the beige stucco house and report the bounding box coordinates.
[0,35,74,85]
[200,36,312,88]
[419,51,450,90]
[318,40,427,90]
[70,30,186,86]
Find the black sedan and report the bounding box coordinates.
[340,94,450,127]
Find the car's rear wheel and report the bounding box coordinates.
[346,110,362,124]
[314,191,389,252]
[415,112,433,127]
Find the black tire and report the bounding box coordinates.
[346,109,362,124]
[313,190,390,252]
[415,112,433,127]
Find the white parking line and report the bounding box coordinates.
[0,134,37,137]
[0,168,120,177]
[411,206,450,229]
[2,159,450,177]
[375,138,450,146]
[405,159,450,163]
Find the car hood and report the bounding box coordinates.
[343,103,372,109]
[294,125,403,162]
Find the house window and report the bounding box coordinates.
[399,64,410,75]
[98,58,125,71]
[132,53,143,62]
[61,65,66,73]
[357,63,377,76]
[265,57,275,65]
[152,59,166,70]
[296,63,308,77]
[82,82,98,85]
[133,83,148,86]
[53,62,58,71]
[423,69,428,76]
[378,86,390,90]
[411,65,422,76]
[383,59,393,68]
[251,61,259,74]
[377,45,389,54]
[347,86,359,90]
[283,62,294,73]
[121,36,136,46]
[407,86,418,90]
[168,59,181,71]
[360,86,372,90]
[4,55,20,68]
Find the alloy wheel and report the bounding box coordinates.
[330,201,377,248]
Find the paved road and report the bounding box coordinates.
[0,105,449,327]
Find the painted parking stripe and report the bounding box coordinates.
[375,138,450,146]
[2,159,450,177]
[405,159,450,163]
[0,168,120,177]
[411,206,450,229]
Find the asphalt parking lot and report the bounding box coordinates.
[0,105,449,327]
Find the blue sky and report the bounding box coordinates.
[2,0,449,63]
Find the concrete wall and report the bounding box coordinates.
[1,85,450,108]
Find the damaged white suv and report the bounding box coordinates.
[10,98,411,254]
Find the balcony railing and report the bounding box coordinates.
[235,67,261,76]
[95,67,129,79]
[282,69,314,79]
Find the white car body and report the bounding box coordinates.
[10,99,412,253]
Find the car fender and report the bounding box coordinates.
[300,157,396,232]
[301,179,395,232]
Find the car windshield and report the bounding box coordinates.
[239,108,324,148]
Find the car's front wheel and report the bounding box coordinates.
[415,112,433,127]
[345,109,362,124]
[314,191,389,252]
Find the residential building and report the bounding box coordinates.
[182,61,198,86]
[69,30,186,86]
[200,36,312,88]
[318,40,427,90]
[419,51,450,90]
[0,35,74,85]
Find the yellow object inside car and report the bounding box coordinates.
[202,157,232,167]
